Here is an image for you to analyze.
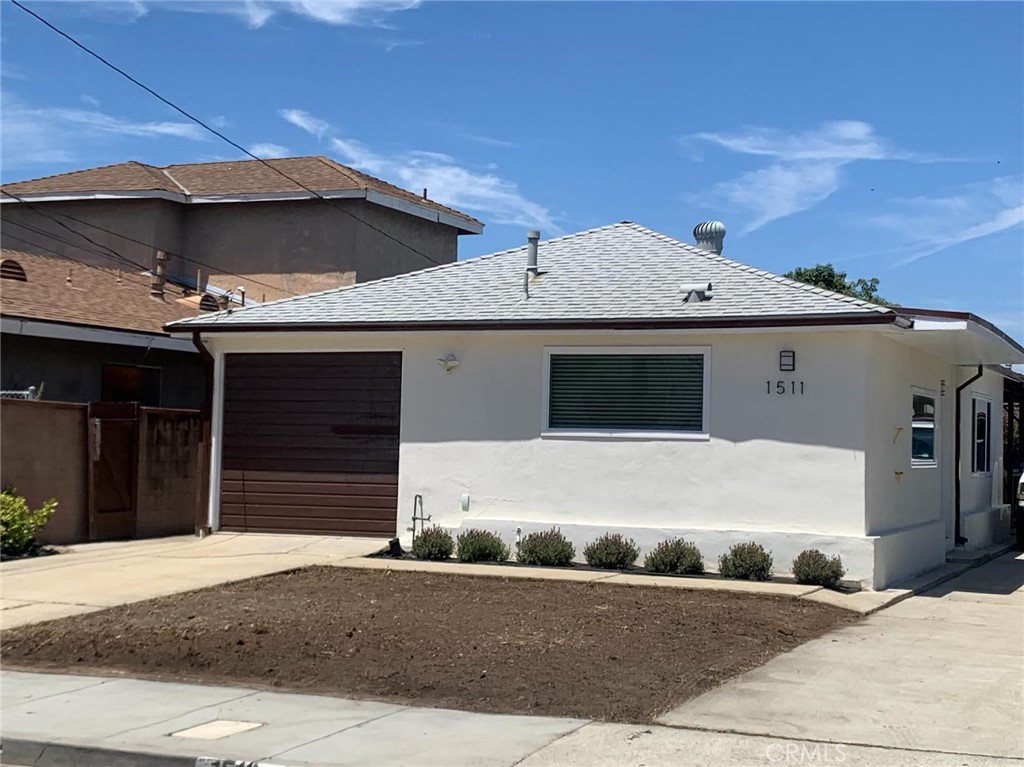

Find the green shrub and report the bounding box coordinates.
[456,529,510,563]
[517,527,575,567]
[583,532,639,570]
[0,488,56,556]
[718,542,773,581]
[643,538,705,575]
[792,549,846,589]
[411,525,454,561]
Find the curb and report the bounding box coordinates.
[1,738,287,767]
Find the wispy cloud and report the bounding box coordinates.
[381,38,426,53]
[1,93,207,169]
[866,177,1024,265]
[280,108,330,140]
[248,142,290,159]
[329,135,556,230]
[275,108,552,229]
[151,0,420,29]
[685,120,952,234]
[461,132,517,149]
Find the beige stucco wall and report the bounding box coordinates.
[0,399,88,545]
[1,198,184,273]
[180,199,458,300]
[2,197,461,301]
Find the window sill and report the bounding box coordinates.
[541,429,711,442]
[911,460,938,469]
[970,472,992,478]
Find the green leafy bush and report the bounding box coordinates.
[643,538,705,575]
[583,532,639,570]
[456,529,510,563]
[517,527,575,567]
[411,525,454,561]
[0,488,56,556]
[718,542,774,581]
[792,549,846,589]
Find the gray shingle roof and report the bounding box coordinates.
[169,222,892,330]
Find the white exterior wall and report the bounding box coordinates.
[957,368,1008,549]
[206,328,878,583]
[864,335,955,587]
[205,326,1009,588]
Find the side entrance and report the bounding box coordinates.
[219,352,401,537]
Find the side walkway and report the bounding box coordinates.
[657,551,1024,759]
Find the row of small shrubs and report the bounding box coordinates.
[410,526,845,589]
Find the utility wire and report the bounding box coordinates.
[3,230,154,291]
[2,191,146,273]
[2,190,299,296]
[11,0,455,270]
[5,216,147,274]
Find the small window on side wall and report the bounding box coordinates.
[911,388,937,467]
[971,395,991,474]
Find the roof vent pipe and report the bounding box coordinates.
[150,250,169,299]
[693,221,726,255]
[526,230,540,275]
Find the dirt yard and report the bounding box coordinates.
[1,567,855,723]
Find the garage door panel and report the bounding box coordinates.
[241,493,396,509]
[220,353,400,537]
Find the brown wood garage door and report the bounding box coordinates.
[219,352,400,537]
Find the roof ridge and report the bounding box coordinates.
[622,223,892,314]
[193,222,630,323]
[162,155,327,171]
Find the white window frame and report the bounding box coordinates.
[910,386,938,469]
[970,393,992,476]
[540,345,711,441]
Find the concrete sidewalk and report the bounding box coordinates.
[657,550,1024,760]
[1,670,1013,767]
[0,534,382,630]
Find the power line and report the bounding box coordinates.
[2,231,157,292]
[2,189,300,297]
[11,0,453,271]
[2,191,146,273]
[5,216,147,274]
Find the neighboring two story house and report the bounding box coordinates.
[0,156,482,407]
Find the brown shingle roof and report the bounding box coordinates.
[2,156,482,229]
[0,249,200,335]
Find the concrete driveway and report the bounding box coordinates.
[658,551,1024,760]
[0,533,383,630]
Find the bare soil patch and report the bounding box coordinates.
[1,567,855,722]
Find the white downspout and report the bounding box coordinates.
[208,350,226,531]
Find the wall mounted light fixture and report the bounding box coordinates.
[437,354,460,374]
[779,350,796,372]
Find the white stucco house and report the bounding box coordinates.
[170,222,1024,589]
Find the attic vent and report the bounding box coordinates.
[199,294,220,312]
[0,259,27,282]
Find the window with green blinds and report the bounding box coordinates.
[547,353,706,432]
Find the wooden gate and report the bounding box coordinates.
[87,402,139,541]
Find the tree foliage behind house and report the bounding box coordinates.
[783,264,892,305]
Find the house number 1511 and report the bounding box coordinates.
[767,380,805,395]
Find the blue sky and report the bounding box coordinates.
[2,1,1022,339]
